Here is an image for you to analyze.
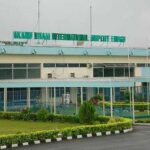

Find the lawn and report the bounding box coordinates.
[0,120,81,136]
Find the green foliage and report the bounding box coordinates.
[0,118,132,146]
[90,95,102,105]
[37,108,48,121]
[0,112,80,123]
[79,101,96,124]
[100,101,150,112]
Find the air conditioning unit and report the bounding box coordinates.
[70,73,75,78]
[48,73,52,78]
[87,63,92,68]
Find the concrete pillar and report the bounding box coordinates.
[70,88,77,104]
[87,87,94,100]
[45,87,48,107]
[41,88,46,105]
[54,87,56,114]
[50,88,53,113]
[113,88,115,102]
[102,88,105,116]
[4,88,7,112]
[132,87,135,123]
[80,87,83,105]
[27,88,30,109]
[110,87,113,117]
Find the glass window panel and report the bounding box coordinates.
[130,68,134,77]
[56,63,67,67]
[0,64,12,68]
[125,68,129,77]
[93,63,104,67]
[104,68,114,77]
[43,63,55,67]
[28,64,40,68]
[68,64,79,67]
[14,64,26,68]
[137,64,146,67]
[115,68,124,77]
[80,64,87,67]
[28,69,40,78]
[0,69,12,79]
[14,69,27,79]
[93,68,103,77]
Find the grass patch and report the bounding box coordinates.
[0,119,81,136]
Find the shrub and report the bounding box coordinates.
[37,108,48,121]
[90,95,102,106]
[79,101,96,124]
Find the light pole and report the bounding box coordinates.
[90,1,93,47]
[38,0,40,33]
[146,49,150,115]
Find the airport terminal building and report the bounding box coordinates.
[0,33,150,118]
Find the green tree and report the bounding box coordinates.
[78,101,96,124]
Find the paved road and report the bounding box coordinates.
[12,126,150,150]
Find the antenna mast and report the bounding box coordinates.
[90,1,92,47]
[38,0,40,33]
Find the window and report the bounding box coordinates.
[104,68,114,77]
[68,63,79,67]
[14,69,26,79]
[80,64,87,67]
[0,69,12,79]
[56,63,67,67]
[115,68,124,77]
[28,69,40,78]
[93,68,103,77]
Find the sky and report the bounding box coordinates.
[0,0,150,47]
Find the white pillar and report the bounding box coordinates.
[102,88,105,116]
[110,87,113,117]
[132,87,135,123]
[45,87,48,107]
[70,88,77,104]
[113,88,115,102]
[87,87,94,100]
[50,88,53,113]
[54,87,56,114]
[4,88,7,112]
[80,87,83,105]
[27,88,30,109]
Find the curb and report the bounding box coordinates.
[0,128,133,149]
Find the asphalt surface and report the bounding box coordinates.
[12,126,150,150]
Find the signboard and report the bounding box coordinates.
[13,31,32,39]
[91,35,109,42]
[13,31,126,43]
[111,36,126,43]
[34,32,50,40]
[52,33,88,41]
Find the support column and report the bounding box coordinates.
[54,87,56,114]
[50,88,53,113]
[128,87,132,115]
[113,88,115,102]
[80,87,83,105]
[132,87,135,123]
[27,88,30,109]
[70,88,77,104]
[87,87,94,100]
[110,87,113,117]
[45,87,48,107]
[4,88,7,112]
[102,88,105,116]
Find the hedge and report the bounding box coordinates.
[0,118,132,146]
[0,112,80,123]
[100,102,150,111]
